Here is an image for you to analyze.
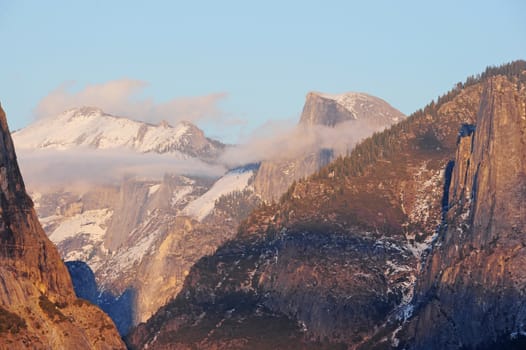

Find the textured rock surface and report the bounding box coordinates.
[401,76,526,349]
[32,171,260,334]
[16,91,402,335]
[299,91,403,127]
[253,148,333,203]
[128,62,526,349]
[0,104,125,349]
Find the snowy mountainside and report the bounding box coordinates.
[14,106,263,334]
[13,106,224,158]
[42,208,113,266]
[183,166,257,221]
[28,166,260,332]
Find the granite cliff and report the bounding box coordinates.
[398,75,526,349]
[0,105,125,349]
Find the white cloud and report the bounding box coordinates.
[35,79,228,125]
[17,148,226,191]
[219,119,383,168]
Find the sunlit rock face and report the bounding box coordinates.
[11,107,260,334]
[127,63,526,350]
[404,75,526,350]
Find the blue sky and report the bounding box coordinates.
[1,0,524,143]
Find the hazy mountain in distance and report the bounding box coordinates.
[12,91,403,336]
[299,91,403,127]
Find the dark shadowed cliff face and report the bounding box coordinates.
[0,105,125,349]
[401,76,526,349]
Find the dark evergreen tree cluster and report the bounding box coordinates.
[214,189,262,222]
[463,60,526,87]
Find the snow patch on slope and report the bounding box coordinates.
[314,92,401,122]
[148,184,161,197]
[171,186,194,207]
[183,169,255,221]
[42,208,113,268]
[114,230,158,271]
[48,208,113,243]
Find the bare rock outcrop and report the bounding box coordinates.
[403,76,526,349]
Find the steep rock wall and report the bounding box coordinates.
[405,76,526,349]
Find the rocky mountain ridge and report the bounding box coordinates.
[128,61,526,349]
[13,106,224,158]
[13,107,262,334]
[399,73,526,349]
[299,91,403,127]
[31,168,259,335]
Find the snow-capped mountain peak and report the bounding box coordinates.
[13,107,224,158]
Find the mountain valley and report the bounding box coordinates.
[2,60,523,350]
[12,90,398,335]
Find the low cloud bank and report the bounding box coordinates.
[17,148,226,191]
[219,118,383,168]
[20,81,391,191]
[17,118,386,191]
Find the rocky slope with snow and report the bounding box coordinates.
[0,104,124,349]
[28,168,260,335]
[13,92,400,335]
[253,91,404,202]
[128,61,526,349]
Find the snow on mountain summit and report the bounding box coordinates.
[300,91,405,127]
[13,107,224,158]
